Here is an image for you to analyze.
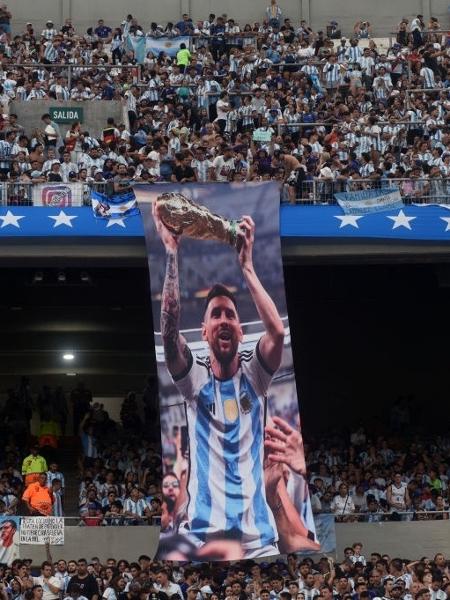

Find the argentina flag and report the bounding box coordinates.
[91,189,139,220]
[127,34,190,63]
[146,35,190,58]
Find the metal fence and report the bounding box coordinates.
[299,177,450,205]
[327,510,450,523]
[2,178,450,207]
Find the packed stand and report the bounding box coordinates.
[1,7,450,202]
[78,384,163,526]
[0,378,163,525]
[305,415,450,521]
[0,378,68,518]
[1,547,450,600]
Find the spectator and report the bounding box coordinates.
[21,445,48,487]
[32,562,62,600]
[22,473,54,516]
[176,43,192,71]
[331,483,356,519]
[266,0,282,28]
[66,560,99,600]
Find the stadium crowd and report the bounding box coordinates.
[77,388,163,526]
[1,377,449,524]
[0,379,163,525]
[1,547,450,600]
[0,8,450,202]
[306,423,450,521]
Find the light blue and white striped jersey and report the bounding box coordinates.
[420,67,435,89]
[174,344,278,551]
[345,46,363,63]
[123,497,148,516]
[47,470,65,490]
[0,140,11,170]
[323,63,340,86]
[52,489,64,517]
[44,42,58,63]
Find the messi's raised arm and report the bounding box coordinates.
[238,216,285,373]
[152,202,190,378]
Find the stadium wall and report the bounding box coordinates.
[9,100,126,139]
[9,0,450,38]
[18,521,450,563]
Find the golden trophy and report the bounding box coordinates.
[156,192,243,249]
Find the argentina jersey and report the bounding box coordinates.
[173,341,278,551]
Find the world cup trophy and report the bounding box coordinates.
[155,192,243,250]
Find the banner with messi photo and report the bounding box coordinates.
[135,182,319,561]
[0,516,20,565]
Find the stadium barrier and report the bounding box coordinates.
[7,63,142,90]
[299,178,450,204]
[10,516,450,565]
[1,179,450,207]
[11,511,450,526]
[9,99,127,139]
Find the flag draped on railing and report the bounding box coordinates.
[91,189,139,220]
[126,35,190,63]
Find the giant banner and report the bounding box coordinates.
[0,516,20,565]
[136,182,319,561]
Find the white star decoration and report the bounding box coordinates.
[0,210,25,228]
[106,218,126,228]
[48,210,78,228]
[334,215,364,229]
[387,210,416,230]
[440,217,450,232]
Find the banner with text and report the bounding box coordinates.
[0,516,20,565]
[32,183,84,207]
[136,182,319,561]
[20,517,64,545]
[335,188,404,215]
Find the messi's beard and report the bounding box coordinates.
[210,339,239,366]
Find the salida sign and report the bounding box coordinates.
[49,106,84,124]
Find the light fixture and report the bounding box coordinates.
[33,271,44,283]
[57,271,66,283]
[80,271,91,283]
[66,372,77,376]
[63,353,75,361]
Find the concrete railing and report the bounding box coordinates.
[9,100,127,139]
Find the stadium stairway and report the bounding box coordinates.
[55,436,81,518]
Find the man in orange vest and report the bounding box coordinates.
[22,473,54,516]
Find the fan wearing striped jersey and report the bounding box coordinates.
[152,202,318,558]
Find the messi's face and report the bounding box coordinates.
[202,296,243,365]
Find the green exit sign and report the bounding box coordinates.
[49,106,84,123]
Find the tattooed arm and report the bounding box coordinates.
[152,202,190,377]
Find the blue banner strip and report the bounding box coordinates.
[1,205,450,241]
